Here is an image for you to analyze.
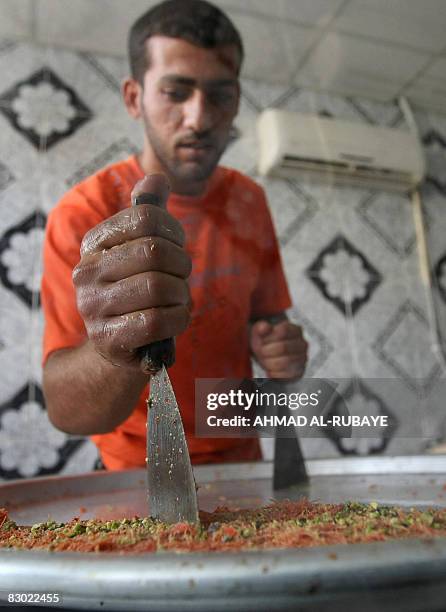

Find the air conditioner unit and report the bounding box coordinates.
[257,109,425,192]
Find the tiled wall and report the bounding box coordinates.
[2,0,446,113]
[0,41,445,479]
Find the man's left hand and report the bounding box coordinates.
[250,319,308,379]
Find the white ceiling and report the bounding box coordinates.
[0,0,445,113]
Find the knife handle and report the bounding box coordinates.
[132,190,175,373]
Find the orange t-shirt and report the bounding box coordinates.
[41,156,291,470]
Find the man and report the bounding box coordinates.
[41,0,308,470]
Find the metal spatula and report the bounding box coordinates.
[131,175,199,524]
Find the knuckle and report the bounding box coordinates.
[80,227,97,255]
[72,254,100,286]
[72,263,82,286]
[134,205,153,233]
[74,286,88,315]
[145,271,161,297]
[141,237,157,264]
[86,319,105,344]
[77,283,108,319]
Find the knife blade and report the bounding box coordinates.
[131,174,199,524]
[262,314,309,490]
[147,364,199,523]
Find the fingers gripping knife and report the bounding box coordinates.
[131,175,199,524]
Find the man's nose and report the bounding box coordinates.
[182,90,214,133]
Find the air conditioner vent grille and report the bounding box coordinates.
[281,156,412,183]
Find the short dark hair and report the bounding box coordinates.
[128,0,244,83]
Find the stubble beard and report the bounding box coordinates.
[141,109,227,186]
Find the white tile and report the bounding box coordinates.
[403,55,446,114]
[424,56,446,81]
[216,0,345,27]
[403,75,446,117]
[333,0,446,54]
[41,47,125,116]
[0,287,32,401]
[36,0,158,56]
[279,88,367,122]
[0,42,45,99]
[0,0,33,40]
[241,78,293,110]
[229,11,317,84]
[59,439,99,475]
[296,32,430,101]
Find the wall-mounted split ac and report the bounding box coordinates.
[257,109,426,192]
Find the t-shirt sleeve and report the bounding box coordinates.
[249,189,292,320]
[41,196,102,365]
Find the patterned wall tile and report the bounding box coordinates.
[423,130,446,196]
[66,137,139,187]
[241,78,295,111]
[323,379,398,456]
[422,181,446,231]
[347,97,403,127]
[357,192,423,259]
[77,52,124,95]
[41,47,124,116]
[434,253,446,306]
[432,253,446,353]
[372,300,444,395]
[0,43,45,98]
[306,234,382,317]
[57,438,100,476]
[255,176,318,247]
[278,88,367,122]
[0,383,85,480]
[0,287,32,402]
[287,308,333,377]
[286,276,356,379]
[0,67,92,150]
[0,161,14,192]
[0,211,45,308]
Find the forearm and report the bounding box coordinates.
[43,340,147,435]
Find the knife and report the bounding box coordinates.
[131,175,199,524]
[261,314,309,490]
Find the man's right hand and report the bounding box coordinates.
[72,174,192,371]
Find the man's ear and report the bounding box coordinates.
[122,77,142,119]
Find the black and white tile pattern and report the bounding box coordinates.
[306,235,382,316]
[0,161,14,193]
[434,253,446,305]
[0,67,92,150]
[0,384,85,479]
[0,211,46,308]
[323,379,397,456]
[423,130,446,196]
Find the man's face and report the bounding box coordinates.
[138,36,240,192]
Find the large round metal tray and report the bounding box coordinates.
[1,456,446,611]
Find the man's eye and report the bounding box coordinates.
[207,90,237,107]
[162,89,189,102]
